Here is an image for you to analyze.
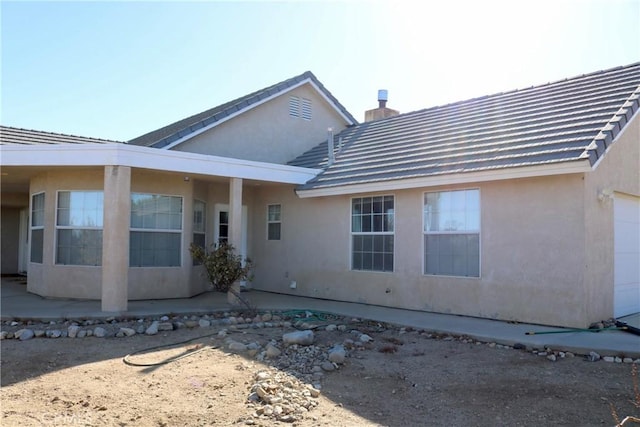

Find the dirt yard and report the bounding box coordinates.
[1,311,638,427]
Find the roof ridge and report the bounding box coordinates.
[0,125,123,143]
[359,62,640,126]
[128,70,356,148]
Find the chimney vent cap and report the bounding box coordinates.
[377,89,388,102]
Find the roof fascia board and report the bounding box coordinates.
[296,161,592,198]
[0,143,321,184]
[160,77,354,151]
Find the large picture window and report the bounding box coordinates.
[130,193,182,267]
[351,195,394,272]
[30,192,45,263]
[56,191,103,266]
[424,189,480,277]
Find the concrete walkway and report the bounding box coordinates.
[2,276,639,358]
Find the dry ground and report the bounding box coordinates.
[1,316,639,427]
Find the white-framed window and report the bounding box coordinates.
[267,204,281,240]
[351,195,394,272]
[55,190,103,266]
[423,189,480,277]
[130,193,182,267]
[289,95,312,120]
[30,192,45,263]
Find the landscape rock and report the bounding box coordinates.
[68,325,80,338]
[47,330,62,338]
[587,351,601,362]
[359,334,373,343]
[228,341,248,353]
[119,327,136,337]
[145,321,159,335]
[158,322,174,331]
[328,345,346,364]
[265,343,281,358]
[16,329,34,341]
[93,327,107,338]
[283,330,314,346]
[320,361,335,371]
[185,320,199,328]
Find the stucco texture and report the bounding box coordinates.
[250,158,634,328]
[174,84,349,164]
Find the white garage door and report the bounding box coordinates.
[614,194,640,318]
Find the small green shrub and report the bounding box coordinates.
[189,242,253,293]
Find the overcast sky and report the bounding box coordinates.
[1,0,638,141]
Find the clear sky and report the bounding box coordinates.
[1,0,638,141]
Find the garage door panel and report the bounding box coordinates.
[614,195,640,318]
[614,253,640,285]
[614,221,640,252]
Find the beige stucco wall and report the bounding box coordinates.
[25,168,254,301]
[174,83,350,164]
[252,175,590,327]
[583,113,640,322]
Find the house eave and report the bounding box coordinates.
[295,160,593,198]
[0,143,321,185]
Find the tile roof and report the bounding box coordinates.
[0,126,122,145]
[128,71,358,148]
[290,63,640,192]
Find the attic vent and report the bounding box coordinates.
[301,98,312,120]
[289,96,312,120]
[289,96,300,118]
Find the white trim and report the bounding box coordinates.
[159,77,355,150]
[0,143,321,185]
[296,160,592,198]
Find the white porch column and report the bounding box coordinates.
[228,177,243,304]
[101,165,131,312]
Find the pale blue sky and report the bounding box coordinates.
[1,0,638,141]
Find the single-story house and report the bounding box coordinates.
[1,64,638,328]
